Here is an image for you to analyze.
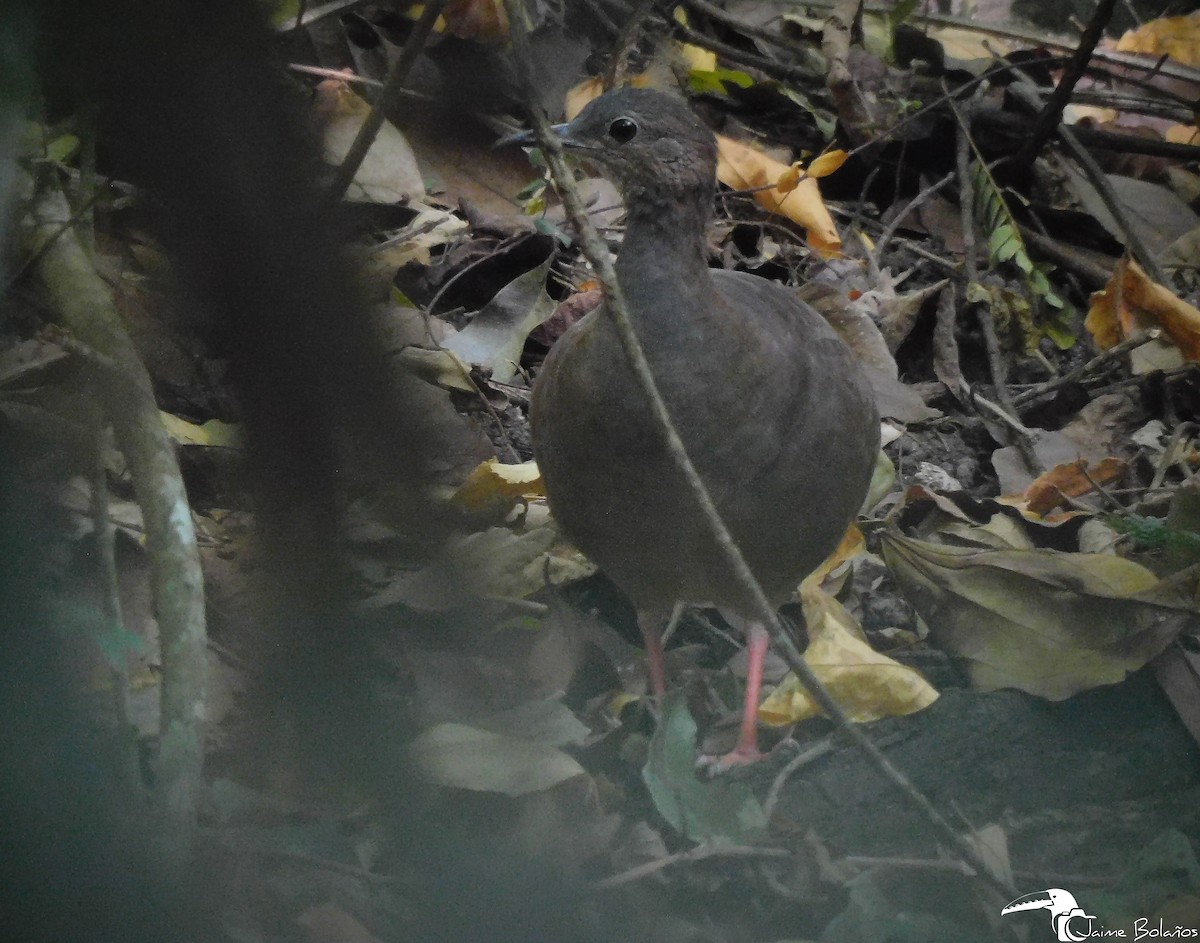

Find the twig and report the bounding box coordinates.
[604,0,659,90]
[671,20,816,83]
[684,0,814,61]
[24,174,207,871]
[873,170,956,260]
[1017,224,1112,289]
[503,0,1014,899]
[968,387,1039,440]
[1150,422,1197,491]
[1008,78,1169,285]
[594,842,790,890]
[844,854,978,875]
[1015,0,1117,167]
[762,740,833,821]
[327,0,447,201]
[1012,328,1158,406]
[974,105,1200,162]
[89,401,142,794]
[288,63,385,89]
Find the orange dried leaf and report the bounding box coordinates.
[1022,458,1128,516]
[1087,258,1200,360]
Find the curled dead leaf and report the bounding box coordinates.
[758,584,938,725]
[451,459,544,517]
[1020,458,1129,516]
[1087,257,1200,363]
[881,529,1198,700]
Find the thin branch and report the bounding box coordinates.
[594,842,790,890]
[327,0,447,201]
[604,0,659,90]
[1015,0,1118,167]
[1012,328,1159,406]
[1009,79,1168,284]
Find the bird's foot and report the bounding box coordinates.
[695,744,766,776]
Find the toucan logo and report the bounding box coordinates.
[1002,888,1097,941]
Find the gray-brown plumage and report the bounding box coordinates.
[528,88,879,763]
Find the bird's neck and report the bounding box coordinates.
[615,188,715,321]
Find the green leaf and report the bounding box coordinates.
[642,693,767,843]
[688,69,754,94]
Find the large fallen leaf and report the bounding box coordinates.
[642,693,767,843]
[881,530,1198,700]
[715,134,840,257]
[758,584,938,725]
[364,523,590,612]
[1117,12,1200,65]
[441,255,555,382]
[1020,458,1129,516]
[409,723,585,795]
[315,78,424,204]
[1087,257,1200,367]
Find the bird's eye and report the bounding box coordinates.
[608,117,638,143]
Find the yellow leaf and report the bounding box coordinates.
[776,162,802,193]
[757,584,938,725]
[1116,11,1200,66]
[1166,124,1200,145]
[160,412,241,448]
[679,41,717,72]
[716,134,841,258]
[807,149,848,179]
[451,459,544,515]
[881,530,1197,700]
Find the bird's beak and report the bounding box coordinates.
[493,122,571,149]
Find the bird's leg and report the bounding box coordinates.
[636,608,668,696]
[721,622,769,765]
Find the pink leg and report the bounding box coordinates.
[721,623,769,765]
[636,609,667,696]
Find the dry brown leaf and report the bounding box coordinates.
[1116,12,1200,66]
[881,530,1198,700]
[298,904,383,943]
[1087,257,1200,361]
[1020,458,1129,515]
[716,134,841,257]
[758,583,938,725]
[441,0,508,41]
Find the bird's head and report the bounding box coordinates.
[548,88,718,207]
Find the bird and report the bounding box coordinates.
[525,87,879,766]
